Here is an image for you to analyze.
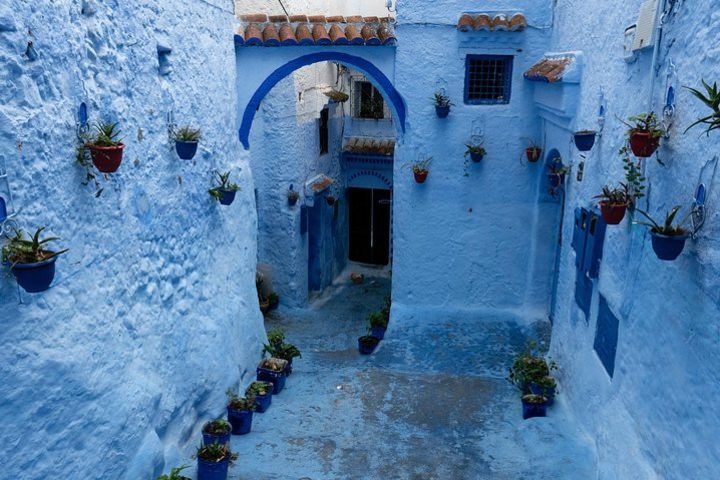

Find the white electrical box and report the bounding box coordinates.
[633,0,658,51]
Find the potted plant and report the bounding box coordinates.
[173,126,201,160]
[85,122,125,173]
[636,206,690,261]
[412,157,432,184]
[525,140,543,163]
[529,376,557,405]
[623,112,665,157]
[573,130,597,152]
[202,419,232,446]
[521,394,548,420]
[465,143,486,163]
[208,171,240,206]
[196,443,236,480]
[157,465,191,480]
[287,185,300,206]
[358,335,380,355]
[2,227,68,293]
[547,164,570,197]
[594,184,631,225]
[257,357,289,394]
[225,389,256,435]
[685,79,720,136]
[507,342,556,394]
[434,92,453,118]
[263,329,301,375]
[246,381,274,413]
[368,311,389,340]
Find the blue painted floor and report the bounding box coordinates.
[227,278,596,479]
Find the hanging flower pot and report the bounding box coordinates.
[573,130,596,152]
[225,393,255,436]
[358,336,380,355]
[465,144,486,164]
[526,147,542,163]
[435,105,450,118]
[599,202,628,225]
[172,126,201,160]
[434,91,452,118]
[413,170,428,183]
[522,394,548,420]
[594,185,632,225]
[650,232,688,261]
[196,444,233,480]
[3,227,68,293]
[209,171,240,206]
[287,185,299,206]
[326,195,336,206]
[202,419,232,446]
[257,358,288,394]
[629,131,660,158]
[86,122,124,173]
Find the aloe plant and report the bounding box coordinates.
[87,122,123,147]
[433,92,453,108]
[636,206,690,236]
[412,157,432,174]
[156,465,190,480]
[2,227,68,266]
[173,126,202,142]
[594,184,631,206]
[208,171,240,201]
[685,80,720,136]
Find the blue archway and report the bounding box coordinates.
[238,52,406,149]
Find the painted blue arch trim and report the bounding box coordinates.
[239,52,406,149]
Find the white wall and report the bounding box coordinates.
[237,0,390,17]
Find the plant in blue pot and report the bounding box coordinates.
[2,227,68,293]
[507,342,557,395]
[521,394,548,420]
[202,419,232,446]
[257,357,289,394]
[246,381,274,413]
[636,206,691,261]
[358,335,380,355]
[156,464,191,480]
[209,171,240,206]
[263,329,301,376]
[529,376,558,405]
[173,126,201,160]
[368,310,389,340]
[573,130,597,152]
[434,91,453,118]
[225,390,256,435]
[465,142,486,163]
[196,443,236,480]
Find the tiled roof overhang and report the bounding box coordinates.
[343,137,396,156]
[235,14,397,47]
[457,13,527,32]
[524,55,577,83]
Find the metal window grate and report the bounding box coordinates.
[465,55,513,105]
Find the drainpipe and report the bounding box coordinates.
[648,0,669,108]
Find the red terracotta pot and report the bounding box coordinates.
[526,147,542,163]
[88,143,125,173]
[629,131,660,158]
[600,202,628,225]
[414,171,428,184]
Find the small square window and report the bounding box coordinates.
[464,55,513,105]
[353,80,385,119]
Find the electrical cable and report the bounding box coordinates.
[277,0,289,16]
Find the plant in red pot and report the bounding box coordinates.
[525,140,542,163]
[624,112,665,158]
[594,184,631,225]
[2,227,68,293]
[85,122,125,173]
[412,157,432,184]
[636,206,691,261]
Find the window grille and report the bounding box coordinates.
[352,80,385,119]
[464,55,513,105]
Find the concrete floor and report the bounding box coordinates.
[228,278,597,479]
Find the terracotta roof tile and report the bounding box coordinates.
[344,137,396,156]
[524,57,573,83]
[236,14,397,47]
[458,13,527,32]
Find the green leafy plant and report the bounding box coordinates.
[368,311,388,330]
[173,126,202,142]
[507,342,557,394]
[465,144,486,157]
[433,92,453,108]
[196,443,237,464]
[594,184,631,206]
[622,112,666,138]
[225,389,257,411]
[411,157,432,174]
[208,171,240,200]
[258,357,288,373]
[246,381,272,397]
[263,329,301,362]
[685,80,720,136]
[636,206,690,236]
[87,122,123,147]
[203,419,231,436]
[156,465,191,480]
[2,228,68,267]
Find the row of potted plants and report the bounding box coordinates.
[160,329,302,480]
[358,295,391,355]
[507,341,558,420]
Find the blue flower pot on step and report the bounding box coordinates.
[197,456,230,480]
[175,140,199,160]
[11,256,58,293]
[284,358,293,376]
[202,425,231,446]
[370,326,386,340]
[522,400,548,420]
[650,232,688,261]
[435,105,450,118]
[218,189,236,206]
[573,131,596,151]
[257,367,287,394]
[227,407,253,435]
[358,336,380,355]
[529,383,556,406]
[253,389,273,413]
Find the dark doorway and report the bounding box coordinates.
[348,187,391,266]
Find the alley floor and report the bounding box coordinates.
[229,277,597,479]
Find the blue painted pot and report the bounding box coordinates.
[257,367,287,394]
[573,131,596,151]
[284,358,293,376]
[522,400,547,420]
[175,140,198,160]
[371,326,386,340]
[0,196,7,222]
[470,152,484,163]
[435,105,450,118]
[650,232,688,261]
[227,407,253,435]
[197,456,230,480]
[358,336,380,355]
[253,389,273,413]
[529,383,556,405]
[218,189,236,206]
[11,256,58,293]
[202,424,231,445]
